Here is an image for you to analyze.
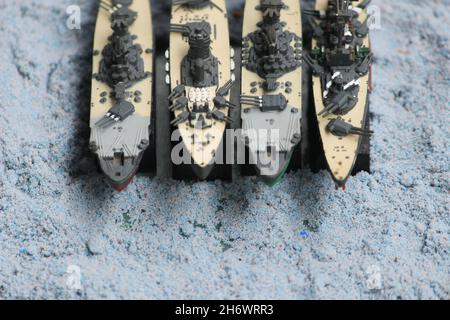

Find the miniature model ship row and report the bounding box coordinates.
[89,0,373,191]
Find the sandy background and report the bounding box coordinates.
[0,0,448,299]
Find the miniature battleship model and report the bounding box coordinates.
[167,0,235,180]
[89,0,153,191]
[304,0,373,188]
[240,0,303,186]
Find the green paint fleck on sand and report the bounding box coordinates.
[122,211,132,230]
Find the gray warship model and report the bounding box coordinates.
[166,0,235,180]
[240,0,303,186]
[304,0,373,189]
[89,0,153,191]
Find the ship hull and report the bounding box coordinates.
[99,152,143,192]
[89,0,154,190]
[241,0,303,186]
[168,0,233,180]
[190,163,215,181]
[312,0,371,187]
[252,150,293,187]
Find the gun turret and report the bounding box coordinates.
[171,22,218,87]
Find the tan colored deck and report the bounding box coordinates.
[312,0,370,184]
[90,0,153,160]
[169,1,232,168]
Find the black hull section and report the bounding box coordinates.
[251,150,293,187]
[190,163,215,181]
[99,153,144,192]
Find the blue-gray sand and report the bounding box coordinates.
[0,0,449,299]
